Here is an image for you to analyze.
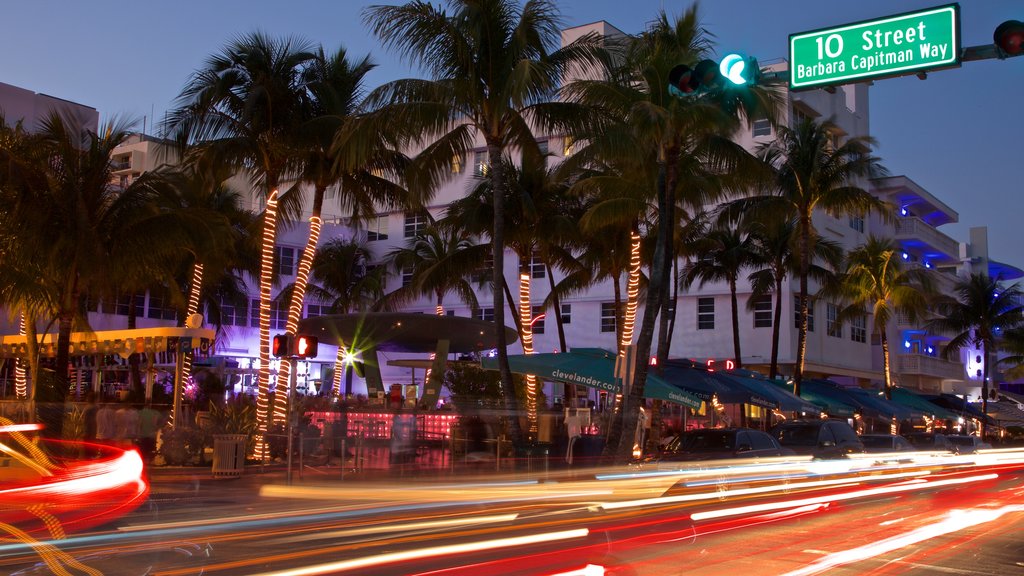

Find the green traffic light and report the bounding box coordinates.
[720,53,748,85]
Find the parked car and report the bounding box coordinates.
[904,432,955,452]
[858,433,914,453]
[656,427,792,462]
[771,420,865,459]
[945,435,993,454]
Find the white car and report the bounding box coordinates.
[945,435,992,454]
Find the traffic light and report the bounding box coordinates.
[272,334,292,358]
[668,53,760,98]
[994,20,1024,56]
[295,334,318,358]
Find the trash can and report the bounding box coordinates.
[212,434,247,477]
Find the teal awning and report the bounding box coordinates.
[720,372,821,414]
[481,349,702,409]
[768,380,857,418]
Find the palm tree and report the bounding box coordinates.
[166,32,317,447]
[833,236,932,399]
[562,7,782,461]
[384,225,486,314]
[0,112,163,435]
[744,217,842,379]
[363,0,606,445]
[747,118,888,396]
[998,326,1024,381]
[683,224,758,368]
[274,45,414,424]
[930,273,1023,438]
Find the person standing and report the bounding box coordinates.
[96,402,116,447]
[137,403,161,464]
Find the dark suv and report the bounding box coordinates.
[657,427,791,462]
[771,420,865,459]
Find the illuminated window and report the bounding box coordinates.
[451,154,463,174]
[753,295,772,328]
[827,303,842,338]
[562,136,575,156]
[473,150,488,177]
[601,302,618,333]
[697,297,715,330]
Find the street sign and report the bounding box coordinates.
[790,4,960,90]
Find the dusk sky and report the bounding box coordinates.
[3,1,1021,271]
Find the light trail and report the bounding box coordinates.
[252,528,590,576]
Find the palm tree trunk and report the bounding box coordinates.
[730,277,742,369]
[255,188,281,458]
[613,153,675,462]
[487,140,524,447]
[546,264,574,404]
[981,343,989,439]
[794,213,812,397]
[770,273,784,380]
[517,270,538,437]
[881,329,893,400]
[276,185,327,425]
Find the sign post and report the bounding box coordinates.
[790,4,960,90]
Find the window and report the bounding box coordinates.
[220,298,247,326]
[473,307,494,322]
[851,314,867,343]
[562,136,575,157]
[697,297,715,330]
[366,215,389,241]
[848,215,865,233]
[532,305,545,334]
[404,213,428,238]
[402,265,414,287]
[445,309,456,317]
[792,106,812,128]
[473,252,494,283]
[827,303,842,338]
[146,292,177,321]
[794,295,815,332]
[536,139,549,155]
[752,119,772,137]
[451,154,463,174]
[753,295,772,328]
[306,304,330,318]
[601,302,618,333]
[526,250,545,279]
[250,299,261,328]
[560,303,572,325]
[274,246,296,277]
[473,150,488,177]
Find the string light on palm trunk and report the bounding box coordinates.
[423,305,445,392]
[519,273,538,436]
[275,215,323,425]
[255,189,280,460]
[615,231,642,411]
[14,315,26,399]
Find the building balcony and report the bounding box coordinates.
[895,353,963,380]
[110,150,144,175]
[894,216,960,262]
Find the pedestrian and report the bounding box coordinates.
[82,393,99,443]
[114,402,140,448]
[137,403,161,464]
[95,401,116,447]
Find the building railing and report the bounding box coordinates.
[895,353,963,379]
[894,217,959,260]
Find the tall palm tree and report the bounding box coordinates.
[747,118,888,396]
[166,32,317,447]
[683,224,758,368]
[563,7,782,461]
[998,326,1024,381]
[744,217,843,379]
[833,236,932,399]
[274,45,413,424]
[363,0,606,445]
[930,273,1023,438]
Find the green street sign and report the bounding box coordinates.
[790,4,960,90]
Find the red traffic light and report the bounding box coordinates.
[272,334,292,358]
[295,335,318,358]
[995,20,1024,56]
